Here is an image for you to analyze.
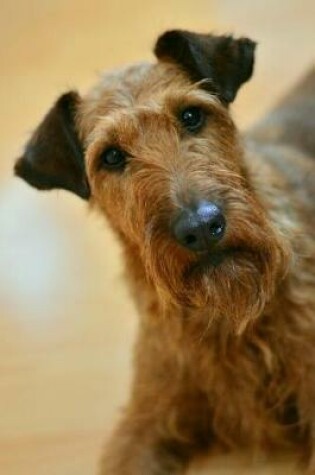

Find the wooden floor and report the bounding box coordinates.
[0,1,314,474]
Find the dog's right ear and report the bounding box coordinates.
[154,30,256,104]
[14,91,90,200]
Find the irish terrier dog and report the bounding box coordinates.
[15,30,315,474]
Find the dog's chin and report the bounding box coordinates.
[162,245,279,330]
[146,230,287,330]
[185,246,251,275]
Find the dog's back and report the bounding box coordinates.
[249,67,315,158]
[247,67,315,225]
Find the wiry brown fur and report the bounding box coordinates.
[15,32,315,474]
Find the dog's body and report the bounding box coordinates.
[15,31,315,474]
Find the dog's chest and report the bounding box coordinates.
[181,324,301,448]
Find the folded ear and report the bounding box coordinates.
[154,30,256,104]
[14,91,90,200]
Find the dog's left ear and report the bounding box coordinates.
[14,91,90,200]
[154,30,256,104]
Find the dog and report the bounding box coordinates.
[14,29,315,474]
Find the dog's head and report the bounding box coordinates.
[15,30,289,327]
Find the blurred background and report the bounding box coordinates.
[0,1,314,474]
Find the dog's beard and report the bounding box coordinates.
[143,211,290,332]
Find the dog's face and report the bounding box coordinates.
[15,30,289,327]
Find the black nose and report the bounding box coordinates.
[172,202,226,252]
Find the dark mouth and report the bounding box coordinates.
[185,246,249,276]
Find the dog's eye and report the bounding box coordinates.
[99,147,127,170]
[180,106,205,132]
